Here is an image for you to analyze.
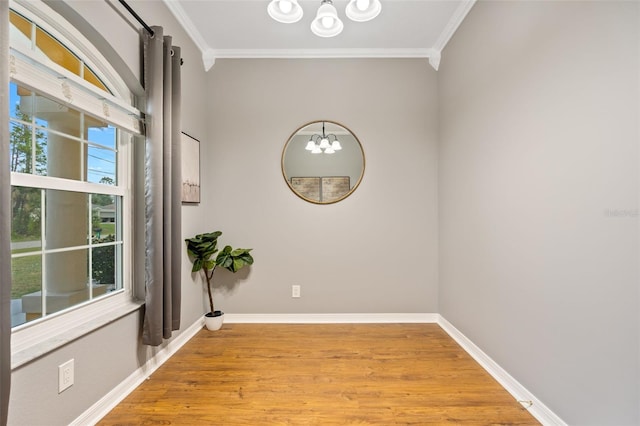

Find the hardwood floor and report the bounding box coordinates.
[99,324,539,425]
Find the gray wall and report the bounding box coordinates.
[9,1,639,425]
[205,58,439,314]
[438,1,639,424]
[8,1,209,424]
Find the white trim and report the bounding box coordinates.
[160,0,469,71]
[11,0,132,101]
[211,48,434,60]
[70,318,205,426]
[10,173,126,196]
[162,0,212,69]
[73,314,566,426]
[160,2,218,71]
[10,48,141,134]
[437,316,567,426]
[202,48,216,72]
[225,313,439,324]
[426,0,476,70]
[11,295,142,369]
[427,49,441,71]
[433,0,477,53]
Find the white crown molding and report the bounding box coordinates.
[437,316,567,426]
[433,0,477,53]
[161,0,475,71]
[427,0,477,70]
[225,313,439,323]
[427,49,441,71]
[202,48,216,71]
[211,48,433,60]
[161,0,216,71]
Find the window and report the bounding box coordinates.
[9,81,126,327]
[9,9,109,93]
[8,0,142,358]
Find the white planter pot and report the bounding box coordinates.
[204,311,224,331]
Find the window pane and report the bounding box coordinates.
[11,254,43,327]
[45,189,89,250]
[35,27,80,76]
[39,130,85,180]
[92,194,116,237]
[10,190,123,326]
[10,85,123,183]
[84,67,109,93]
[9,83,32,120]
[88,125,116,150]
[9,89,52,176]
[91,195,121,294]
[33,95,81,137]
[9,11,32,52]
[44,249,90,315]
[11,186,43,327]
[29,92,82,180]
[92,244,116,288]
[87,125,117,184]
[11,187,42,246]
[11,187,42,326]
[9,122,34,173]
[9,11,31,39]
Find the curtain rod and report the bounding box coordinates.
[117,0,154,37]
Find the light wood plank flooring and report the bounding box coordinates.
[99,323,539,425]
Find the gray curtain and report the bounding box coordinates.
[0,1,12,423]
[142,27,182,346]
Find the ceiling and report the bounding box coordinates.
[161,0,476,71]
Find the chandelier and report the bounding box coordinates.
[267,0,382,38]
[305,122,342,154]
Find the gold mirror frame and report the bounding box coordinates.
[281,120,366,204]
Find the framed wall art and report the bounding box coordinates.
[181,132,200,204]
[290,176,350,203]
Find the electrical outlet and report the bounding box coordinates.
[58,359,74,393]
[292,285,301,298]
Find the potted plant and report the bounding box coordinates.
[185,231,254,330]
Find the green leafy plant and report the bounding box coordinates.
[185,231,254,315]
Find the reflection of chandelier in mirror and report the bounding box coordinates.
[305,121,342,154]
[267,0,382,38]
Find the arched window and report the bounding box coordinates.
[10,10,110,94]
[8,0,141,359]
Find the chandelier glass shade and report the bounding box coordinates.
[267,0,304,23]
[305,122,342,154]
[345,0,382,22]
[310,0,343,38]
[267,0,382,38]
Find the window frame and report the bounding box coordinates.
[8,0,143,369]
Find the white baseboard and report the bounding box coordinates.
[225,313,439,323]
[437,316,566,426]
[76,313,565,426]
[71,317,204,426]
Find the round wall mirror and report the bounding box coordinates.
[281,120,365,204]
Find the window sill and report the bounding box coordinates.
[11,295,143,369]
